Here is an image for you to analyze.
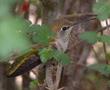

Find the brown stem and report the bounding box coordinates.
[72,45,91,89]
[54,64,63,90]
[103,42,108,64]
[100,20,108,64]
[97,24,110,32]
[92,46,100,61]
[45,65,54,90]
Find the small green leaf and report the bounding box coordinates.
[88,64,110,76]
[39,48,70,64]
[29,80,38,89]
[39,48,54,63]
[28,24,55,45]
[93,0,110,20]
[99,35,110,43]
[53,50,70,65]
[79,31,98,44]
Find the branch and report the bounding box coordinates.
[72,45,91,89]
[97,24,110,32]
[45,64,63,90]
[45,65,54,90]
[54,64,63,90]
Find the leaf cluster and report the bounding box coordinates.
[80,31,110,44]
[28,24,70,65]
[93,0,110,20]
[88,64,110,76]
[39,47,70,64]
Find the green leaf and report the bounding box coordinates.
[106,53,110,60]
[99,35,110,43]
[39,48,70,64]
[93,0,110,20]
[29,80,38,89]
[39,48,54,63]
[88,64,110,76]
[0,17,32,61]
[28,24,55,45]
[79,31,98,44]
[53,50,70,65]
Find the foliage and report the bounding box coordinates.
[93,0,110,20]
[0,17,32,61]
[88,64,110,76]
[80,0,110,80]
[1,0,110,90]
[79,31,98,44]
[28,24,55,45]
[29,80,39,90]
[0,0,70,65]
[80,31,110,44]
[0,0,23,18]
[28,24,70,64]
[99,35,110,43]
[39,47,54,63]
[39,48,70,64]
[53,50,70,64]
[0,0,32,61]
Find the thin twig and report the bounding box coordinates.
[100,20,108,64]
[71,16,97,27]
[105,20,110,64]
[54,64,63,90]
[45,65,54,90]
[31,69,38,76]
[92,46,100,61]
[106,20,109,31]
[72,45,90,89]
[97,24,110,32]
